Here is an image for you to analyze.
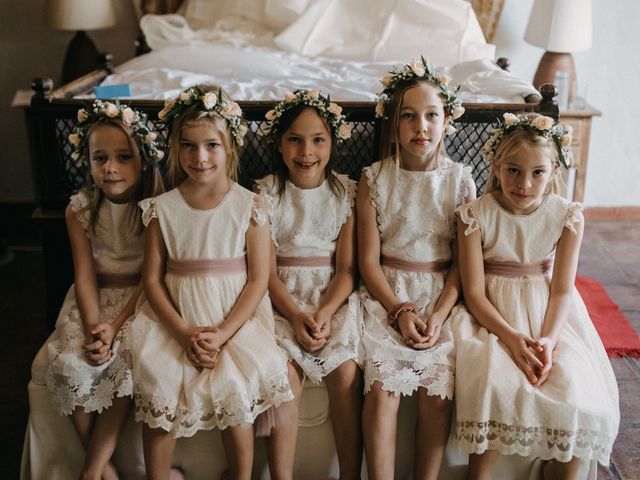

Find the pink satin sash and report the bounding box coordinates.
[276,256,333,268]
[483,259,553,277]
[96,272,141,288]
[166,256,247,276]
[380,255,451,273]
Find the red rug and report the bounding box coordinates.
[576,275,640,358]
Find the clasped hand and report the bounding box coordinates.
[82,323,116,366]
[503,331,554,387]
[178,326,224,372]
[397,310,444,350]
[292,309,331,353]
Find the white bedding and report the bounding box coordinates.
[97,1,539,103]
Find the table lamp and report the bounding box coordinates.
[524,0,592,106]
[46,0,116,84]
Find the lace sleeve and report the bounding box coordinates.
[69,191,91,231]
[457,165,477,206]
[138,198,158,227]
[456,203,480,236]
[251,194,270,226]
[563,202,584,235]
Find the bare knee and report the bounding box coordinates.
[325,360,362,392]
[418,392,452,413]
[364,381,400,412]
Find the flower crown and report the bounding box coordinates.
[158,85,248,147]
[483,113,573,168]
[375,56,465,135]
[263,89,352,142]
[68,100,163,165]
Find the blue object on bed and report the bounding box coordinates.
[94,84,132,99]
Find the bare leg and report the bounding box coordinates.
[221,424,254,480]
[467,451,501,480]
[413,389,452,480]
[142,424,176,480]
[266,361,304,480]
[362,380,401,480]
[324,360,363,480]
[544,457,588,480]
[70,407,96,448]
[80,396,132,480]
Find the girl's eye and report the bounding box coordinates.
[208,142,220,149]
[180,142,193,149]
[400,112,414,119]
[287,136,301,143]
[533,169,546,176]
[314,137,325,144]
[117,153,133,161]
[428,112,439,118]
[508,167,519,175]
[91,155,107,163]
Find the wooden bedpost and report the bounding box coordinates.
[539,83,559,120]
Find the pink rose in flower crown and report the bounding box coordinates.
[121,107,135,126]
[103,103,119,118]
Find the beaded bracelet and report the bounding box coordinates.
[386,301,416,329]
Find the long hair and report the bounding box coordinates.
[270,104,345,199]
[81,118,164,234]
[486,126,564,195]
[165,86,241,189]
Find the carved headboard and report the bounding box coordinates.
[130,0,504,43]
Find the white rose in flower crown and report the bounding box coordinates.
[503,113,519,125]
[451,105,465,120]
[121,107,135,125]
[409,58,426,77]
[68,133,81,147]
[561,133,572,148]
[71,151,80,161]
[436,75,452,86]
[104,103,119,118]
[202,92,217,110]
[266,109,278,121]
[532,115,554,130]
[144,132,158,144]
[179,90,192,102]
[238,124,248,138]
[337,122,352,140]
[283,91,297,102]
[445,124,457,136]
[375,101,386,118]
[77,109,88,122]
[307,89,320,100]
[380,75,393,87]
[328,103,342,115]
[155,150,165,161]
[222,101,242,117]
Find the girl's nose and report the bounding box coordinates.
[104,158,118,173]
[416,116,428,133]
[196,146,209,163]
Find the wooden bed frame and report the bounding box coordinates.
[23,73,559,327]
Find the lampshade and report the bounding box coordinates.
[46,0,116,31]
[524,0,592,53]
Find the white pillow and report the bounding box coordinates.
[274,0,495,65]
[179,0,311,31]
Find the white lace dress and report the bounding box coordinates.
[256,174,362,383]
[131,185,293,438]
[45,190,143,415]
[360,158,475,398]
[452,193,620,464]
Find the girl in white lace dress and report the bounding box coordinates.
[357,57,474,479]
[452,113,619,479]
[131,86,293,479]
[43,100,164,479]
[256,89,363,478]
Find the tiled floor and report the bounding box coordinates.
[1,219,638,479]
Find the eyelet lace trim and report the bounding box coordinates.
[363,165,384,235]
[564,202,584,235]
[139,198,157,227]
[457,203,480,236]
[251,194,270,226]
[455,419,614,465]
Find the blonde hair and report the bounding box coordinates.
[486,125,564,195]
[378,78,449,170]
[82,119,164,234]
[166,103,240,188]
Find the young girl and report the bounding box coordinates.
[357,56,473,479]
[256,89,363,479]
[452,113,619,479]
[44,100,164,479]
[131,85,293,479]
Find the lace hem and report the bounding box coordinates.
[251,194,270,226]
[69,191,91,231]
[564,202,584,235]
[138,198,157,227]
[456,203,479,236]
[134,372,294,438]
[454,420,614,465]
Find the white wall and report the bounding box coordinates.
[494,0,640,206]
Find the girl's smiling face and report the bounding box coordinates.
[88,124,142,203]
[178,122,229,187]
[279,107,332,189]
[493,144,556,215]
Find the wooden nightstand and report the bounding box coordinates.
[559,100,601,202]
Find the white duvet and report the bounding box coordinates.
[99,1,539,103]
